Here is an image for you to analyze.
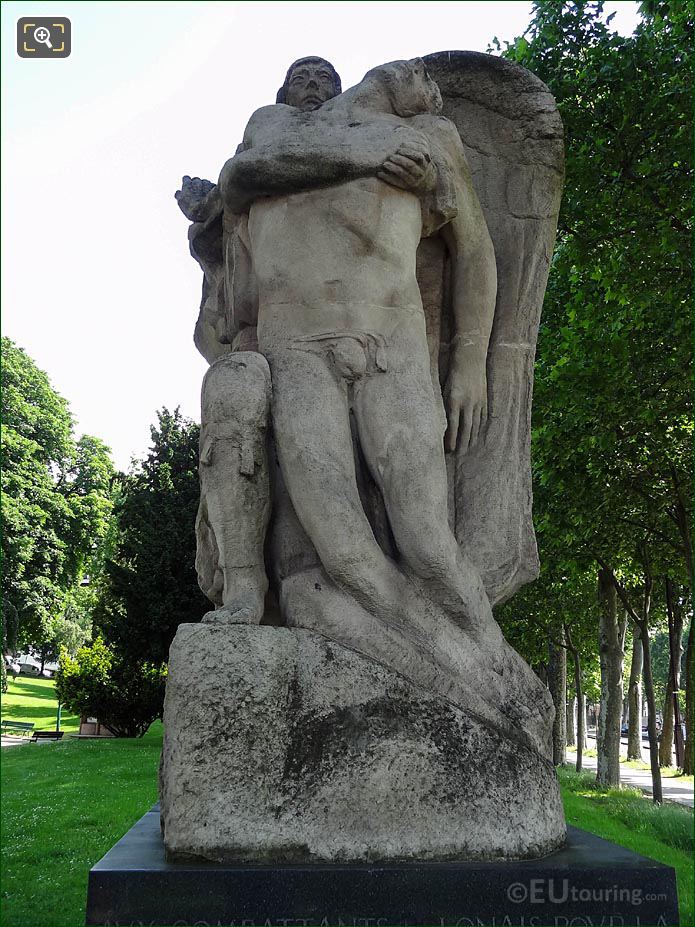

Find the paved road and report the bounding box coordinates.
[566,748,694,807]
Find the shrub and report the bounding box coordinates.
[55,638,166,737]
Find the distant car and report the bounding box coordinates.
[620,723,629,735]
[17,661,41,677]
[3,656,20,675]
[642,726,662,742]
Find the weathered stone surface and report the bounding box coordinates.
[167,52,567,867]
[160,624,566,864]
[423,51,565,607]
[195,351,271,624]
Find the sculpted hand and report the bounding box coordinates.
[444,352,488,454]
[377,137,437,193]
[175,175,215,221]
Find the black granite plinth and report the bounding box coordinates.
[86,807,679,926]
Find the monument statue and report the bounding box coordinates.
[160,51,566,864]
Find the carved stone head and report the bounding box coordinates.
[276,56,342,111]
[363,58,443,117]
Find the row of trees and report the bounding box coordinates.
[496,0,693,793]
[56,409,207,736]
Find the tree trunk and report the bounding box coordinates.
[566,696,576,746]
[564,625,584,771]
[627,625,644,761]
[573,650,584,771]
[596,568,626,788]
[534,662,548,686]
[683,611,694,775]
[660,682,675,767]
[639,616,663,803]
[581,693,589,748]
[548,629,567,766]
[660,579,685,767]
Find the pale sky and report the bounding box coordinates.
[2,1,641,470]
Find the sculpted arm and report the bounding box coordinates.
[219,106,430,213]
[439,125,497,453]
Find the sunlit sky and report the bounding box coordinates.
[2,1,641,470]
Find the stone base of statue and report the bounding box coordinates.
[159,623,565,863]
[85,810,680,926]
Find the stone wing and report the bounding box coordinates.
[423,50,564,606]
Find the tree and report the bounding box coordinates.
[499,0,692,796]
[1,339,115,652]
[684,617,694,774]
[55,638,166,738]
[1,600,19,693]
[596,569,626,787]
[548,628,567,765]
[95,408,208,669]
[497,561,599,772]
[626,625,644,761]
[658,580,687,767]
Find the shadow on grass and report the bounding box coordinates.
[5,678,55,699]
[2,704,63,722]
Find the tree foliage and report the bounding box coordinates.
[501,1,692,583]
[94,408,208,668]
[1,338,115,652]
[55,638,166,738]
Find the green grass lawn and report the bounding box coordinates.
[2,681,693,926]
[1,677,80,733]
[1,724,162,927]
[559,765,694,924]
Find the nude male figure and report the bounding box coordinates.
[216,59,500,641]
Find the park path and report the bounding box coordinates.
[1,735,29,748]
[565,747,694,807]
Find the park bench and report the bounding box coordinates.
[30,730,64,743]
[1,720,35,736]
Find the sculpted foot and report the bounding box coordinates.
[202,604,262,625]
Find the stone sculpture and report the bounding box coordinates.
[160,51,566,864]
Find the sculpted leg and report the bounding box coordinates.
[196,352,271,625]
[265,343,548,753]
[267,347,434,639]
[353,346,501,645]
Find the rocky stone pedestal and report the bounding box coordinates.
[159,624,565,863]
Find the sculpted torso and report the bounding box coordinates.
[249,178,422,327]
[239,63,440,342]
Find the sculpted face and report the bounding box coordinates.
[364,58,443,118]
[285,60,338,111]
